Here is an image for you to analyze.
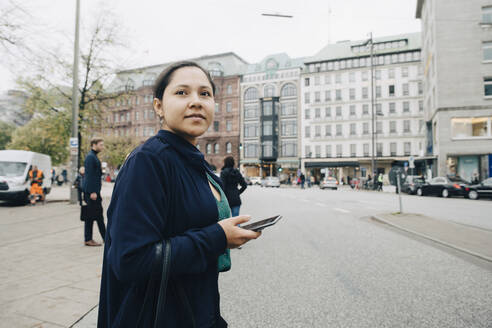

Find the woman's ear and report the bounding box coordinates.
[153,98,164,119]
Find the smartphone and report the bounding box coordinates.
[240,215,282,232]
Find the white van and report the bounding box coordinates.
[0,150,52,202]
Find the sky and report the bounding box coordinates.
[0,0,420,92]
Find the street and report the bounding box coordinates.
[1,185,491,327]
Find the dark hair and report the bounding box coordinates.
[223,156,235,169]
[153,61,216,100]
[90,137,104,146]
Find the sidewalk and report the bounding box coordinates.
[372,212,492,262]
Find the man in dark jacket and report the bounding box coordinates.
[83,137,106,246]
[220,156,247,217]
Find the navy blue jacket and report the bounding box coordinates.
[98,130,228,328]
[83,149,102,194]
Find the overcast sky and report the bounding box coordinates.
[0,0,420,92]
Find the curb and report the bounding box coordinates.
[371,215,492,263]
[46,199,70,204]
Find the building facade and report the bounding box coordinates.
[103,53,247,170]
[239,53,304,180]
[301,33,425,183]
[417,0,492,181]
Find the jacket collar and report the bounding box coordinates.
[157,130,205,166]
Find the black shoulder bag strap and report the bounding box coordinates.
[154,239,172,328]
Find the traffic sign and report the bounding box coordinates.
[409,156,415,169]
[69,138,78,149]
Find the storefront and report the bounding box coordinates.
[446,154,491,183]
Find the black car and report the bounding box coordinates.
[467,177,492,200]
[416,176,470,198]
[401,175,425,194]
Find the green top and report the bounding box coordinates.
[206,173,232,272]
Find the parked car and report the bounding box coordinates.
[401,175,426,194]
[416,176,470,198]
[0,150,52,203]
[467,177,492,200]
[261,176,280,188]
[249,176,262,185]
[320,177,338,190]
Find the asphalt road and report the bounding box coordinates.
[219,186,492,328]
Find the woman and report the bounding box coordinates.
[98,61,261,328]
[220,156,247,217]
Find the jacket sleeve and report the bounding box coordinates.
[84,154,98,194]
[237,170,247,195]
[106,151,227,284]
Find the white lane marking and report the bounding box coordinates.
[315,202,327,207]
[334,207,350,213]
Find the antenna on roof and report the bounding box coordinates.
[261,12,293,18]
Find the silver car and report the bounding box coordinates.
[261,176,280,188]
[320,177,338,190]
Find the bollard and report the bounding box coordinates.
[397,174,403,214]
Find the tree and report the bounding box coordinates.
[0,121,16,149]
[7,109,71,165]
[98,136,141,169]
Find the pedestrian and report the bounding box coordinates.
[378,173,384,191]
[220,156,247,217]
[300,173,305,189]
[82,137,106,247]
[28,165,45,205]
[61,169,68,185]
[51,168,56,185]
[73,167,85,206]
[97,61,261,328]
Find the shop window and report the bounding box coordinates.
[451,117,490,138]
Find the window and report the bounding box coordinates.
[483,6,492,23]
[362,104,369,116]
[226,102,232,112]
[403,101,410,112]
[214,143,220,154]
[376,121,383,134]
[390,121,396,133]
[404,120,411,133]
[362,71,368,81]
[390,142,397,156]
[304,78,310,86]
[214,121,219,132]
[305,146,311,158]
[305,126,311,138]
[349,88,356,100]
[325,107,331,118]
[281,102,297,116]
[350,123,356,135]
[389,102,396,114]
[389,85,395,97]
[315,108,321,118]
[314,76,320,85]
[313,125,320,137]
[418,82,423,95]
[362,87,368,99]
[363,143,369,157]
[376,103,382,115]
[336,124,342,136]
[350,144,356,157]
[281,141,297,157]
[226,120,232,131]
[419,119,425,133]
[451,117,491,138]
[244,104,259,118]
[244,88,258,101]
[336,144,342,157]
[215,103,220,113]
[244,123,258,137]
[376,86,381,98]
[325,125,332,136]
[335,74,341,84]
[363,122,369,135]
[304,92,311,104]
[389,68,395,79]
[263,121,272,136]
[226,142,232,153]
[375,70,381,80]
[135,111,140,121]
[227,85,232,94]
[325,74,331,84]
[484,78,492,96]
[281,83,297,97]
[245,143,259,158]
[305,109,310,119]
[315,91,321,103]
[376,143,383,156]
[326,145,332,158]
[281,120,297,136]
[336,106,342,118]
[336,89,342,101]
[206,143,212,154]
[404,142,411,156]
[264,85,275,97]
[349,72,355,83]
[402,67,409,77]
[349,105,356,117]
[402,83,409,96]
[419,100,423,112]
[325,90,331,102]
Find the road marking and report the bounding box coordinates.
[334,207,350,213]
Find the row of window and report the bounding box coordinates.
[304,101,423,120]
[208,120,233,133]
[106,126,156,137]
[244,102,297,119]
[243,70,299,83]
[215,101,234,113]
[305,141,418,158]
[200,142,234,155]
[244,83,297,101]
[244,120,297,138]
[306,51,421,73]
[243,142,297,158]
[304,66,416,86]
[304,120,424,138]
[109,109,155,123]
[304,83,422,104]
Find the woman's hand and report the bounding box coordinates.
[218,215,261,249]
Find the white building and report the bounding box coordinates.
[301,33,425,183]
[240,53,304,179]
[416,0,492,182]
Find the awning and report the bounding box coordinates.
[305,161,360,168]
